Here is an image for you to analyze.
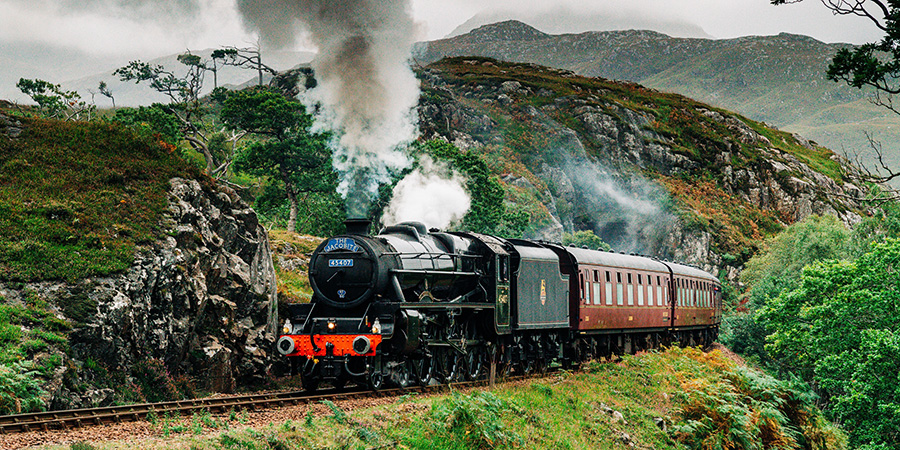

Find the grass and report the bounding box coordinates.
[39,347,846,450]
[0,293,71,370]
[0,113,207,282]
[268,230,321,303]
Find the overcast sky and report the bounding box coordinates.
[0,0,884,60]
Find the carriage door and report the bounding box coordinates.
[495,254,511,333]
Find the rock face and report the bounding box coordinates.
[417,60,870,279]
[0,177,278,406]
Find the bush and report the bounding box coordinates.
[0,362,45,415]
[669,347,846,450]
[429,391,522,449]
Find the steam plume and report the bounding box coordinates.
[382,156,471,229]
[234,0,421,217]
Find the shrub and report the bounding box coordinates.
[0,362,45,415]
[429,391,522,449]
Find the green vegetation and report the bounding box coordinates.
[759,239,900,450]
[225,87,342,235]
[722,215,850,366]
[562,230,611,250]
[0,292,72,414]
[422,140,529,237]
[60,347,842,449]
[0,115,205,282]
[730,206,900,450]
[268,230,320,303]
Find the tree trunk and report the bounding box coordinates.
[285,180,298,233]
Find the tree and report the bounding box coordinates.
[422,140,528,237]
[98,81,115,108]
[211,43,279,87]
[758,239,900,449]
[225,88,336,232]
[16,78,94,121]
[114,52,231,177]
[562,230,612,251]
[724,215,850,367]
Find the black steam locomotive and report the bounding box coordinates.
[277,219,721,390]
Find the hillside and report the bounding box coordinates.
[415,57,869,275]
[0,108,278,412]
[415,21,899,178]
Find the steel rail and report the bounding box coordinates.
[0,374,533,435]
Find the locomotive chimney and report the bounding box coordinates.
[344,218,372,235]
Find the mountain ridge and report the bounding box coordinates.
[416,21,897,176]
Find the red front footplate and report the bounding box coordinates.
[279,334,382,357]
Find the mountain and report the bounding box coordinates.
[447,7,711,39]
[415,21,899,178]
[416,57,868,273]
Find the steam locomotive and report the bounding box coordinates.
[276,219,722,390]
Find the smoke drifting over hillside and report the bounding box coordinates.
[234,0,422,217]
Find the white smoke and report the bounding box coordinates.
[382,156,470,229]
[234,0,422,217]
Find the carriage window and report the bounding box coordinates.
[580,273,586,303]
[627,273,634,306]
[616,272,624,306]
[692,280,697,306]
[605,271,613,305]
[637,273,645,306]
[656,280,663,307]
[593,270,600,283]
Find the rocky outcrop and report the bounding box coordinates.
[0,177,278,407]
[0,111,23,139]
[417,60,870,279]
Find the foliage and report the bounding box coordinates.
[562,230,611,250]
[428,391,523,449]
[123,347,843,450]
[226,88,340,234]
[131,358,195,403]
[0,116,205,282]
[0,362,45,415]
[16,78,95,121]
[849,194,900,254]
[758,238,900,449]
[726,215,849,369]
[114,53,233,177]
[109,105,183,146]
[220,88,303,140]
[421,140,528,237]
[0,294,71,371]
[254,182,346,237]
[668,347,846,450]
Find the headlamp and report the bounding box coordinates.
[371,318,381,334]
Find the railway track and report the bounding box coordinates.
[0,375,522,435]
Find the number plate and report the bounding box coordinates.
[328,259,354,267]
